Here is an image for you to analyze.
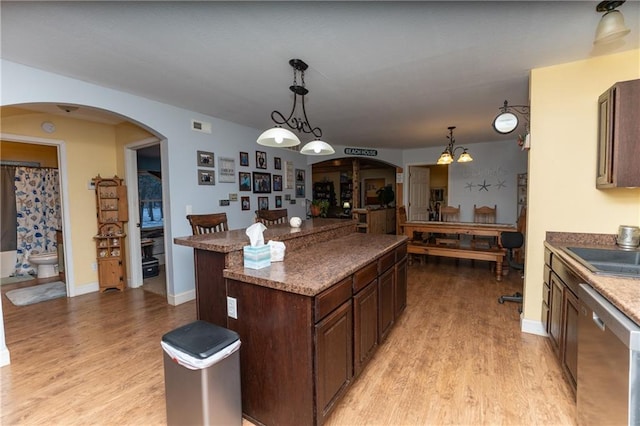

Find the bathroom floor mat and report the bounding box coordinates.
[5,281,66,306]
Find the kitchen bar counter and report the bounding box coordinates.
[224,232,407,296]
[174,218,357,325]
[545,232,640,325]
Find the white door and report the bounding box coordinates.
[409,166,430,221]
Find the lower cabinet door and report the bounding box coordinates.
[562,288,579,392]
[548,272,563,357]
[394,256,407,317]
[315,300,353,421]
[378,268,395,342]
[354,279,378,376]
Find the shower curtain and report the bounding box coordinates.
[13,167,62,275]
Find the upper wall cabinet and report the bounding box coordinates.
[596,79,640,189]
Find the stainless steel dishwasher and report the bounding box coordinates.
[578,284,640,425]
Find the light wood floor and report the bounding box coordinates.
[1,259,576,425]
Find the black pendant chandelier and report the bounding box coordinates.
[257,59,334,155]
[437,126,472,165]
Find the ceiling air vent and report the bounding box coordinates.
[191,119,212,134]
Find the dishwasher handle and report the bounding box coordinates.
[591,311,606,331]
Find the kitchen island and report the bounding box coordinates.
[177,223,408,426]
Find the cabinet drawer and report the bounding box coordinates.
[378,251,395,274]
[353,262,378,293]
[544,248,552,267]
[315,277,353,323]
[551,256,581,296]
[542,280,550,305]
[395,243,407,262]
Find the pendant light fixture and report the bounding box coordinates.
[257,59,334,155]
[594,1,631,45]
[436,126,472,165]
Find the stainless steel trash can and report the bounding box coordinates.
[162,320,241,426]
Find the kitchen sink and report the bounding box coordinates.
[564,247,640,278]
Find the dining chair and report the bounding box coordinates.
[471,204,497,249]
[255,209,288,226]
[436,205,460,246]
[186,213,229,235]
[398,205,426,265]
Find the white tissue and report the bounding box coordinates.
[246,222,267,247]
[267,240,286,262]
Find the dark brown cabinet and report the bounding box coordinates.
[543,246,581,396]
[378,267,395,343]
[354,278,378,377]
[596,79,640,188]
[226,241,408,426]
[315,299,353,420]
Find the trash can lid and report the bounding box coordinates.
[162,320,240,359]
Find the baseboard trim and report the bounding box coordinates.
[0,345,11,367]
[72,282,99,296]
[168,289,195,306]
[521,318,547,336]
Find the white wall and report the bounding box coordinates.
[0,60,311,302]
[403,139,528,224]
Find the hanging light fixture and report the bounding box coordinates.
[257,59,334,155]
[436,126,473,165]
[594,1,631,45]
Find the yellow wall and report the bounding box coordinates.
[1,141,58,167]
[0,112,119,287]
[525,49,640,323]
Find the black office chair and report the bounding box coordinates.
[498,231,524,306]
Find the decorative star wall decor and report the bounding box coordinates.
[478,180,491,191]
[496,179,506,189]
[465,182,475,191]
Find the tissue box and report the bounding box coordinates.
[243,245,271,269]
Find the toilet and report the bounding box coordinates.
[29,252,59,279]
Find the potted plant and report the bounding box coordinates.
[310,199,330,217]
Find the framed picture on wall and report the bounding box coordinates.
[197,151,215,168]
[273,175,283,191]
[258,196,269,210]
[239,172,251,191]
[253,172,271,193]
[275,195,282,208]
[198,169,215,185]
[218,157,235,183]
[241,196,250,211]
[256,151,267,169]
[295,183,305,198]
[239,152,249,167]
[285,160,294,189]
[274,157,282,170]
[295,168,305,182]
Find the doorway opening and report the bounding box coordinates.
[408,164,448,222]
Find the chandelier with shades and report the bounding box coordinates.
[257,59,334,155]
[437,126,473,165]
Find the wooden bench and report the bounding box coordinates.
[407,242,507,281]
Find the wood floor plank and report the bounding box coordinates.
[1,259,576,425]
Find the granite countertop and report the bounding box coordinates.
[545,232,640,325]
[224,232,408,297]
[174,218,355,253]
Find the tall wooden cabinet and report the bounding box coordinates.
[93,175,128,292]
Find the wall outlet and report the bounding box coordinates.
[227,296,238,319]
[186,205,192,215]
[91,262,97,272]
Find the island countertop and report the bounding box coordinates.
[224,232,408,297]
[545,232,640,325]
[174,218,355,253]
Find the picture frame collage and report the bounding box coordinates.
[197,148,300,211]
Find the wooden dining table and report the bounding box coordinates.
[402,221,518,280]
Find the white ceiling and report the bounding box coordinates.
[1,1,639,149]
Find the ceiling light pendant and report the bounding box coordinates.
[594,1,631,45]
[436,126,472,165]
[258,59,333,155]
[300,139,335,156]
